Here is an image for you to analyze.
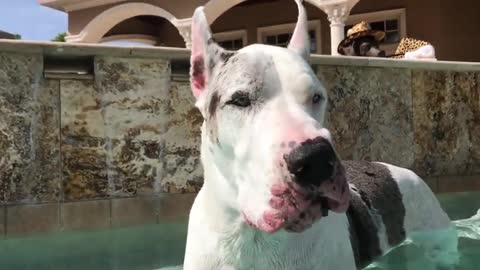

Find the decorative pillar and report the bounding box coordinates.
[307,0,360,55]
[175,18,193,49]
[325,6,348,55]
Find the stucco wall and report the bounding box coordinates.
[211,0,480,61]
[352,0,480,62]
[69,0,480,61]
[0,41,479,236]
[68,0,209,35]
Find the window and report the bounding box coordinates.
[217,39,243,50]
[213,30,247,50]
[257,20,321,54]
[264,30,317,52]
[345,9,406,55]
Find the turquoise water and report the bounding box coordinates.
[368,192,480,270]
[0,222,188,270]
[0,192,479,270]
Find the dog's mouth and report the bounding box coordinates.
[243,162,350,233]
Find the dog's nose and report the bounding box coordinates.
[284,137,337,187]
[378,50,386,57]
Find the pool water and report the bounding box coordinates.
[0,222,188,270]
[0,192,479,270]
[368,192,480,270]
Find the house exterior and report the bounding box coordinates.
[39,0,480,62]
[0,30,16,40]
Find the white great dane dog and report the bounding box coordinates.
[183,1,458,269]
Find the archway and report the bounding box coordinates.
[99,15,186,47]
[66,3,182,44]
[203,0,248,24]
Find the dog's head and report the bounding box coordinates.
[189,0,349,233]
[339,36,386,57]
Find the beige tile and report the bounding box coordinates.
[412,71,480,177]
[61,200,110,231]
[6,203,59,236]
[318,65,414,169]
[438,175,480,193]
[424,177,439,193]
[0,52,62,204]
[60,80,104,138]
[111,196,158,227]
[61,140,109,201]
[158,193,197,222]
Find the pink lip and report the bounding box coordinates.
[258,212,286,233]
[242,212,286,233]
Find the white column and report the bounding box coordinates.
[307,0,360,55]
[179,29,192,49]
[175,18,193,49]
[325,6,348,55]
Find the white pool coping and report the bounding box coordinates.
[1,40,480,72]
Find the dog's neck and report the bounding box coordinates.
[199,123,242,227]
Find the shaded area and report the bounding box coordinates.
[0,221,188,270]
[0,193,478,270]
[104,16,185,47]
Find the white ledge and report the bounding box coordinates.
[0,40,190,59]
[309,54,480,72]
[1,40,480,72]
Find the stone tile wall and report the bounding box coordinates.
[318,66,480,180]
[1,194,195,238]
[0,53,61,204]
[0,43,479,236]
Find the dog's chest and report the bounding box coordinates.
[214,216,356,270]
[218,229,312,269]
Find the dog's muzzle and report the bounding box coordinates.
[244,136,350,234]
[257,136,349,233]
[284,137,337,187]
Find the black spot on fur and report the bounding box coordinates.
[208,92,221,119]
[347,192,382,269]
[344,160,407,268]
[206,92,222,145]
[208,58,216,72]
[220,51,235,63]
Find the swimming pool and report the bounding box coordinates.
[0,192,479,270]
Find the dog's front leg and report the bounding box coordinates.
[184,242,232,270]
[183,189,226,270]
[183,254,222,270]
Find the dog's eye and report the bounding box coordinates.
[312,94,323,104]
[226,92,251,107]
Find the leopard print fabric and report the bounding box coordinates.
[390,38,431,58]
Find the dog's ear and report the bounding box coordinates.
[288,0,310,60]
[190,7,211,99]
[190,7,225,99]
